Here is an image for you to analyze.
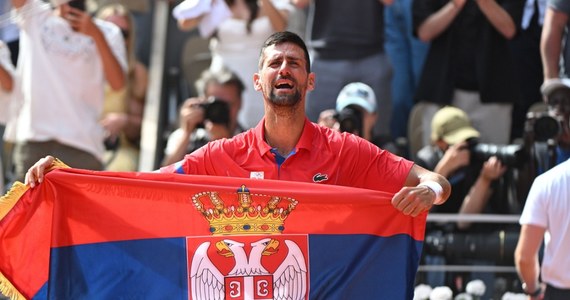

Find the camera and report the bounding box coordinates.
[334,105,363,135]
[199,97,230,126]
[467,139,527,169]
[424,231,519,264]
[525,111,563,142]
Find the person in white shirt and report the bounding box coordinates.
[0,41,14,125]
[515,158,570,299]
[9,0,127,182]
[0,40,15,194]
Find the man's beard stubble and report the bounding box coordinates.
[269,89,302,107]
[268,75,303,107]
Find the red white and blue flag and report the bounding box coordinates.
[0,168,426,299]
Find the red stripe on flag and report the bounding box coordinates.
[44,169,426,247]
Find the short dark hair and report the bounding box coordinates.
[195,68,245,99]
[258,31,311,73]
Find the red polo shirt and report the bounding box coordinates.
[160,118,414,194]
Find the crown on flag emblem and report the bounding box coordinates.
[192,185,298,235]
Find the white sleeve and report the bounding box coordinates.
[12,0,51,30]
[271,0,295,12]
[519,174,548,228]
[96,20,128,73]
[0,42,15,125]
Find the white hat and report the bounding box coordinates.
[50,0,72,6]
[336,82,377,113]
[541,78,570,98]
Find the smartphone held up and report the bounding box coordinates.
[68,0,85,11]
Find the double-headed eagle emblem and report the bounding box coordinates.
[189,185,308,300]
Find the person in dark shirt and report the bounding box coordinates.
[412,0,524,148]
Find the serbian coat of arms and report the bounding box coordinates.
[187,185,309,300]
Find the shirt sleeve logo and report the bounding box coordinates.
[312,173,328,183]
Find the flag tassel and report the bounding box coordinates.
[0,182,29,299]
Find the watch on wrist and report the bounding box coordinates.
[522,282,542,297]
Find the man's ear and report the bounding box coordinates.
[253,73,262,91]
[307,72,315,91]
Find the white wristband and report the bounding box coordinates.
[418,181,443,204]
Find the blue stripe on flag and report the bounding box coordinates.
[41,235,422,299]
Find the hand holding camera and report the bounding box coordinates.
[435,141,471,177]
[479,156,507,182]
[63,0,97,36]
[179,98,207,134]
[179,96,231,136]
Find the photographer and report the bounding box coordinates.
[416,107,511,220]
[416,106,520,297]
[530,78,570,172]
[317,82,378,141]
[162,68,245,166]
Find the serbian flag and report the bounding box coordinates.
[0,166,426,299]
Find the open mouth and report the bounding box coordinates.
[275,83,293,89]
[274,77,294,90]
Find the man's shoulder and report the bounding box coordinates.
[208,127,257,150]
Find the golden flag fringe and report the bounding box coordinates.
[0,184,28,298]
[0,275,26,300]
[0,157,68,221]
[0,182,28,222]
[0,157,69,300]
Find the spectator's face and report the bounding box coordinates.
[254,42,315,108]
[205,83,242,126]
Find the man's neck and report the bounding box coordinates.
[264,112,305,157]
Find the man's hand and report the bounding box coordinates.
[179,98,206,134]
[480,156,507,182]
[391,185,436,217]
[100,112,128,138]
[435,141,471,177]
[64,7,98,37]
[317,109,339,131]
[25,156,55,188]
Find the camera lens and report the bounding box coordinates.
[199,97,230,125]
[424,231,518,264]
[533,115,561,141]
[470,142,526,168]
[336,106,363,135]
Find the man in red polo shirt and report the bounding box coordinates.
[25,31,450,217]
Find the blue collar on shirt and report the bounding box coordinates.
[270,148,296,167]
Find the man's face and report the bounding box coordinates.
[253,43,315,108]
[205,83,242,126]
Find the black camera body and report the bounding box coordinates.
[334,105,363,135]
[525,111,563,142]
[467,138,527,169]
[199,97,230,126]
